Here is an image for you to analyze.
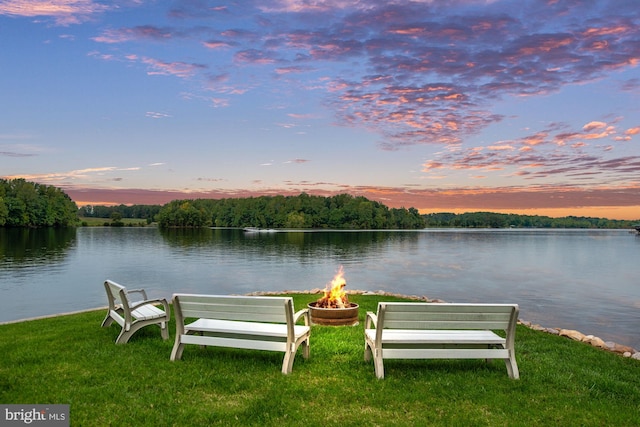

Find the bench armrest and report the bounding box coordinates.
[294,308,310,326]
[365,311,377,329]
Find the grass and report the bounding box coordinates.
[1,294,639,426]
[78,217,151,226]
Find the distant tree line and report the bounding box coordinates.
[423,212,638,229]
[156,193,426,229]
[3,179,637,230]
[79,204,162,224]
[0,179,78,227]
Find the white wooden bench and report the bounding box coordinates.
[101,280,170,344]
[170,294,311,374]
[364,302,519,379]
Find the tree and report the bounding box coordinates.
[0,179,78,227]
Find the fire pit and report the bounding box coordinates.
[308,266,359,326]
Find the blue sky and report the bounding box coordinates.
[1,0,639,219]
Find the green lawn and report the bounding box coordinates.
[1,294,639,426]
[78,217,151,226]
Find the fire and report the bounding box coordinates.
[316,266,350,308]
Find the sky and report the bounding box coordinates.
[1,0,639,220]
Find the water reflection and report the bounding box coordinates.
[0,228,76,266]
[159,228,421,264]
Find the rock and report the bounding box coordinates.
[583,335,607,349]
[623,352,632,358]
[611,343,636,355]
[559,329,585,341]
[632,353,640,360]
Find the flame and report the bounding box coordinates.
[316,266,349,308]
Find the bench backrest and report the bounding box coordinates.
[377,302,518,332]
[172,294,294,325]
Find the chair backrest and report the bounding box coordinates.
[173,294,293,325]
[377,302,518,331]
[104,280,127,310]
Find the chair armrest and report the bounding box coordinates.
[365,311,377,329]
[294,308,310,326]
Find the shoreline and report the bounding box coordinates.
[2,290,638,360]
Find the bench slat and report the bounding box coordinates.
[381,302,516,312]
[180,308,286,324]
[180,335,288,352]
[365,329,506,344]
[384,311,512,321]
[381,348,510,360]
[186,318,309,338]
[383,320,512,330]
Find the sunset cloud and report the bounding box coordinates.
[625,126,640,136]
[0,0,109,25]
[142,57,207,78]
[421,120,640,186]
[86,1,638,151]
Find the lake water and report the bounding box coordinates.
[1,227,638,349]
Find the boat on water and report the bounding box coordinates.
[243,227,277,233]
[634,224,640,234]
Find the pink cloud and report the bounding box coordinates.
[0,0,109,25]
[234,49,278,65]
[93,26,175,43]
[625,126,640,136]
[583,121,607,131]
[203,40,235,49]
[420,119,640,185]
[142,57,207,78]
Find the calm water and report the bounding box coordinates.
[1,227,638,349]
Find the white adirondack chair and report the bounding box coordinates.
[101,280,170,344]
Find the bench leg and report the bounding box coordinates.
[116,327,136,345]
[160,322,169,340]
[282,351,295,375]
[364,342,372,362]
[373,350,385,379]
[301,337,310,360]
[101,314,114,328]
[170,338,185,361]
[505,354,520,379]
[364,340,384,378]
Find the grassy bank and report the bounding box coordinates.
[78,217,152,226]
[1,294,639,426]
